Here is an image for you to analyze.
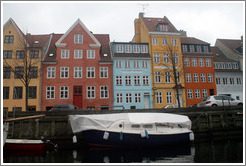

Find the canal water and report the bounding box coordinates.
[3,138,243,163]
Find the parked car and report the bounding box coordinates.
[163,105,178,108]
[197,95,243,107]
[50,104,78,111]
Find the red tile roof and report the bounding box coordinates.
[211,46,237,62]
[216,39,243,55]
[26,34,50,48]
[94,34,112,62]
[181,37,210,45]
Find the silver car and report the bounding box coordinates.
[197,95,243,107]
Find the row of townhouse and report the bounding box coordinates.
[3,14,243,111]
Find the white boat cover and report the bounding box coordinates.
[69,113,192,133]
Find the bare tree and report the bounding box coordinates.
[152,41,185,108]
[3,34,41,111]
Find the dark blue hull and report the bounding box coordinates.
[80,130,191,148]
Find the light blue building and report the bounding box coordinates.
[111,42,153,109]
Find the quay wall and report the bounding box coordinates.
[4,106,243,149]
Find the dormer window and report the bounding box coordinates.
[157,23,168,32]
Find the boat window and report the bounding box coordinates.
[156,123,168,127]
[131,124,140,128]
[143,125,153,128]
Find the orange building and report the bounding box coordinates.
[181,37,217,107]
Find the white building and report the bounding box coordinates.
[211,46,243,100]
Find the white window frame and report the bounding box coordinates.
[162,38,168,45]
[199,58,204,67]
[154,53,160,63]
[87,67,95,78]
[200,73,206,82]
[143,76,149,85]
[125,60,131,68]
[182,45,188,52]
[60,67,69,78]
[100,67,108,78]
[152,38,158,45]
[184,58,190,66]
[125,76,131,86]
[141,45,148,53]
[116,44,124,53]
[126,93,132,103]
[47,67,55,78]
[46,86,55,99]
[156,92,163,104]
[133,60,140,68]
[165,71,171,83]
[116,76,122,86]
[115,60,122,68]
[87,86,95,99]
[116,93,123,103]
[206,58,211,67]
[187,89,193,99]
[203,46,209,52]
[189,45,195,52]
[125,45,132,53]
[60,86,69,99]
[186,73,191,82]
[163,53,169,63]
[195,89,201,99]
[74,67,82,78]
[171,39,177,46]
[135,93,141,103]
[202,89,208,98]
[197,45,202,52]
[61,49,69,59]
[134,76,140,86]
[87,50,95,59]
[193,73,199,82]
[74,34,83,44]
[155,71,161,83]
[100,86,109,99]
[142,60,148,68]
[166,92,173,104]
[133,45,140,53]
[74,49,83,59]
[208,73,213,82]
[192,58,197,67]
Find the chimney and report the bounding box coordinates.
[179,30,187,37]
[139,12,144,18]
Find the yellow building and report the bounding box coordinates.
[132,13,187,108]
[3,18,49,111]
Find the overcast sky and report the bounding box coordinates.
[2,1,244,45]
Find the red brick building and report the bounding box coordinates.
[42,19,113,110]
[181,37,217,107]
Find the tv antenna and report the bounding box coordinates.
[138,4,149,15]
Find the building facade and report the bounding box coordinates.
[181,37,217,107]
[41,19,113,110]
[132,13,187,108]
[3,18,49,111]
[211,46,243,100]
[111,42,153,109]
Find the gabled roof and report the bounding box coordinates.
[55,18,101,48]
[211,46,237,62]
[141,15,179,33]
[26,34,50,48]
[94,34,112,62]
[216,39,243,55]
[181,37,210,45]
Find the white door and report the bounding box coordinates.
[144,95,150,109]
[175,89,183,107]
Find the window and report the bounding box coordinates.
[60,86,69,99]
[189,45,195,52]
[46,86,55,99]
[223,78,228,85]
[87,50,95,59]
[236,78,241,84]
[165,71,171,83]
[232,63,239,69]
[125,76,131,86]
[126,93,132,103]
[176,71,180,83]
[186,73,191,82]
[124,60,131,68]
[61,49,69,59]
[202,89,208,98]
[74,67,82,78]
[3,51,12,59]
[3,87,9,99]
[125,45,132,53]
[135,93,141,103]
[195,89,201,98]
[187,89,193,99]
[214,62,220,69]
[87,86,96,99]
[159,24,168,31]
[29,67,38,78]
[166,92,172,104]
[197,46,202,52]
[154,53,160,63]
[208,74,213,82]
[162,38,168,45]
[192,58,197,67]
[28,86,37,99]
[60,67,69,78]
[115,60,122,68]
[163,53,169,63]
[184,58,190,66]
[74,34,83,44]
[47,67,56,78]
[155,72,161,83]
[133,61,140,68]
[13,86,23,99]
[116,44,124,53]
[199,58,204,67]
[100,67,108,78]
[171,39,177,46]
[116,76,122,85]
[156,92,162,104]
[87,67,95,78]
[143,76,149,85]
[4,35,14,43]
[225,63,232,69]
[201,73,206,82]
[206,58,211,67]
[142,60,148,68]
[152,38,158,45]
[16,51,25,59]
[116,93,123,103]
[100,86,109,98]
[134,76,140,86]
[216,78,221,85]
[74,49,83,59]
[3,67,11,79]
[15,67,24,79]
[141,45,148,53]
[193,73,199,82]
[133,45,140,53]
[173,53,179,64]
[182,45,188,52]
[30,50,39,59]
[203,46,209,52]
